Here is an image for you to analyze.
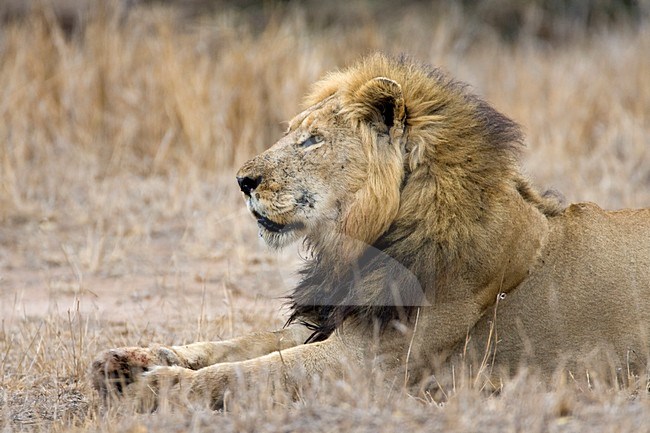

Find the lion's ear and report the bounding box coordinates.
[353,77,406,139]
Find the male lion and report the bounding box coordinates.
[92,54,650,407]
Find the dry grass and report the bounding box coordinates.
[1,2,649,432]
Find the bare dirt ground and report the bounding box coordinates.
[1,2,650,432]
[1,180,294,324]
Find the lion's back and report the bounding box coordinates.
[469,202,650,379]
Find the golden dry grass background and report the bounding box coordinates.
[1,1,649,432]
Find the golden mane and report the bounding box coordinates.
[289,53,563,340]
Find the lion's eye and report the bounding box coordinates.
[300,135,324,148]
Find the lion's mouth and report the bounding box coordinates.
[252,210,303,233]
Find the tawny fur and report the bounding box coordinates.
[91,54,650,408]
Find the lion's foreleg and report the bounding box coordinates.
[91,324,312,397]
[139,329,366,410]
[166,324,313,369]
[414,300,486,358]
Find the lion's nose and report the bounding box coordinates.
[237,176,262,196]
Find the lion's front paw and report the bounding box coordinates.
[138,365,234,411]
[135,366,199,412]
[90,346,184,398]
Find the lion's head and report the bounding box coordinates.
[237,53,562,337]
[236,76,406,263]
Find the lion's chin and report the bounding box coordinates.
[259,225,303,249]
[253,213,305,249]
